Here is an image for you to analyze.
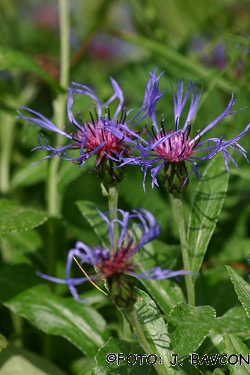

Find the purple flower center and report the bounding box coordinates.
[73,118,131,167]
[153,128,195,162]
[94,234,136,278]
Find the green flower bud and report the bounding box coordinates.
[97,158,125,186]
[163,161,189,195]
[107,273,137,311]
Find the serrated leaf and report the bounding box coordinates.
[92,337,151,375]
[167,302,250,336]
[169,323,209,362]
[0,345,68,375]
[168,303,214,360]
[0,199,48,236]
[224,334,250,375]
[217,307,250,337]
[167,302,216,326]
[4,284,109,357]
[226,266,250,318]
[187,154,229,273]
[0,46,62,93]
[122,288,178,375]
[76,200,109,247]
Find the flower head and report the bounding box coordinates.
[108,74,250,192]
[37,208,189,305]
[17,79,132,172]
[17,71,164,179]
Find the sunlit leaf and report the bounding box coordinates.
[224,334,250,375]
[0,199,48,235]
[76,200,109,247]
[187,154,229,273]
[168,303,214,361]
[4,284,109,357]
[0,346,68,375]
[122,288,178,375]
[226,266,250,318]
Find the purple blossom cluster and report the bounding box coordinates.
[102,71,250,189]
[19,69,250,190]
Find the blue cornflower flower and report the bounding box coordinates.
[37,208,189,303]
[105,73,250,191]
[17,70,163,170]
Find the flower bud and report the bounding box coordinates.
[163,161,189,195]
[97,158,125,186]
[107,273,137,311]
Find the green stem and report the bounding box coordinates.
[0,118,14,194]
[108,185,119,249]
[47,0,70,215]
[126,307,168,375]
[43,0,70,359]
[108,185,119,214]
[171,195,195,305]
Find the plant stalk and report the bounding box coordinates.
[171,195,195,305]
[47,0,70,216]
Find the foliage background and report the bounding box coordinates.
[0,0,250,374]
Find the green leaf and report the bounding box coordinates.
[166,302,250,335]
[2,229,42,254]
[0,199,48,236]
[76,200,109,247]
[1,229,43,265]
[92,337,151,375]
[217,307,250,337]
[4,284,109,357]
[123,288,178,375]
[0,334,8,353]
[172,329,206,365]
[224,334,250,375]
[212,369,225,375]
[187,154,230,273]
[167,302,216,328]
[0,345,69,375]
[0,46,62,94]
[226,266,250,318]
[168,303,214,360]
